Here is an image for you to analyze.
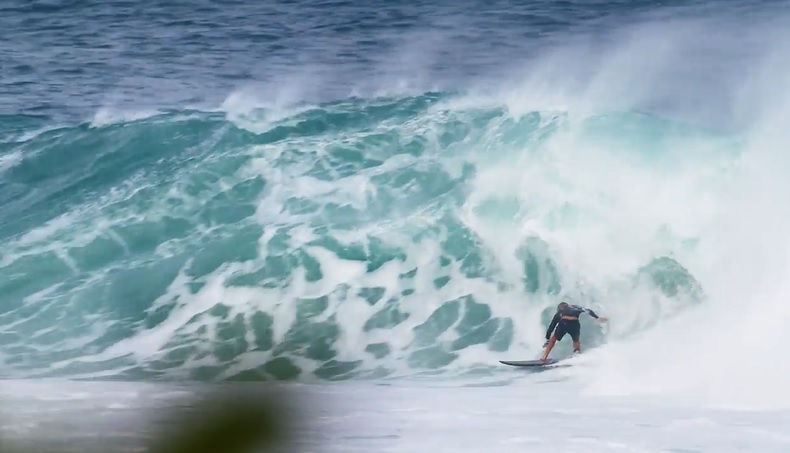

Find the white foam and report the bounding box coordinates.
[0,150,23,173]
[5,378,789,452]
[493,14,790,410]
[90,107,163,128]
[9,7,790,396]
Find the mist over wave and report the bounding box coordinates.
[0,95,708,382]
[2,0,790,410]
[575,24,790,409]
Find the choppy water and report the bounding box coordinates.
[3,0,790,427]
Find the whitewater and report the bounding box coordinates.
[3,0,790,451]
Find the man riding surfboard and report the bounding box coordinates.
[541,301,608,362]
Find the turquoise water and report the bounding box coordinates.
[2,0,786,385]
[0,95,709,380]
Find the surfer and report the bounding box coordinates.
[541,301,607,362]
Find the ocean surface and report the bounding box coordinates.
[3,0,790,451]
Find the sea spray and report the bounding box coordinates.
[0,96,706,381]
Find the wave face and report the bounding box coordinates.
[6,0,790,412]
[0,96,710,381]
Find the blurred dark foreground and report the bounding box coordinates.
[0,381,304,453]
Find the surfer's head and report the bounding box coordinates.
[557,302,569,311]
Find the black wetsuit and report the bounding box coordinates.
[545,304,600,343]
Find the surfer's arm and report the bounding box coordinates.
[585,308,607,322]
[545,313,560,340]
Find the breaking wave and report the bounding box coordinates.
[0,93,715,381]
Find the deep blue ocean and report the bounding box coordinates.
[2,0,789,382]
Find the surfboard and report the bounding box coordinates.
[499,359,558,367]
